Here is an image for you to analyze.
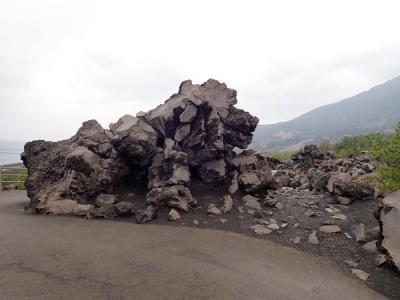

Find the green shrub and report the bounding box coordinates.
[265,151,295,162]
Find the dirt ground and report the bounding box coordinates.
[0,190,385,300]
[125,182,400,299]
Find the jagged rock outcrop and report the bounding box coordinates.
[22,79,272,222]
[22,120,129,214]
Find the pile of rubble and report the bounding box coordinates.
[22,80,399,275]
[271,145,399,273]
[22,79,273,223]
[273,145,377,204]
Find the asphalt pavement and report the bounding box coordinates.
[0,191,385,299]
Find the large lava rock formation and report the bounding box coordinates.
[22,79,273,222]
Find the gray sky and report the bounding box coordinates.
[1,0,400,142]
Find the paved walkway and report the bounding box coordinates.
[0,191,385,299]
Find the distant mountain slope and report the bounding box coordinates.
[253,75,400,152]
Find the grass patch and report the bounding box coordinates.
[265,151,295,162]
[1,163,27,190]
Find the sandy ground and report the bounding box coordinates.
[0,190,387,300]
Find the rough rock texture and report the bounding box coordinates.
[231,150,273,193]
[376,191,400,271]
[271,145,377,203]
[22,79,272,223]
[22,120,129,214]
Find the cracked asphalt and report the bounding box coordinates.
[0,191,386,300]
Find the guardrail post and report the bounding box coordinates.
[0,168,2,191]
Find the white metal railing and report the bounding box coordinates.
[0,166,27,191]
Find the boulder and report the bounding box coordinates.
[330,181,375,201]
[308,169,330,191]
[22,79,266,222]
[46,199,78,215]
[233,150,273,193]
[327,172,352,193]
[376,191,400,271]
[146,185,194,213]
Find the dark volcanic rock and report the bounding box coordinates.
[231,150,274,193]
[22,120,128,213]
[376,191,400,272]
[22,79,267,222]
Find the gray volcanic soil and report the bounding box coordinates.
[119,181,400,299]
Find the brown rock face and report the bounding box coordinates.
[22,79,271,222]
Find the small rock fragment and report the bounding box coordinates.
[322,220,335,225]
[264,197,277,207]
[308,231,319,245]
[319,225,341,233]
[73,204,94,216]
[331,213,347,221]
[221,195,233,213]
[267,223,280,231]
[375,254,388,267]
[228,171,239,195]
[293,236,301,244]
[251,224,272,235]
[354,223,367,242]
[247,209,255,215]
[344,232,352,239]
[345,260,359,268]
[325,206,341,214]
[115,202,134,215]
[96,194,116,206]
[242,195,261,210]
[304,209,315,217]
[256,219,269,225]
[362,240,377,253]
[351,269,369,281]
[168,209,181,221]
[207,204,222,215]
[337,196,353,206]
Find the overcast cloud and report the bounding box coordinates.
[1,0,400,142]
